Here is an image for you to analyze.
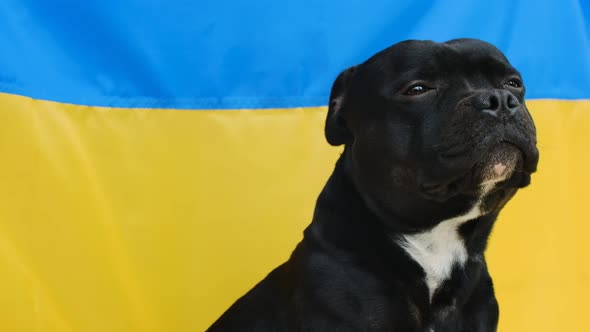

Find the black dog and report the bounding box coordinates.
[208,39,538,332]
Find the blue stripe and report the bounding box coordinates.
[0,0,589,109]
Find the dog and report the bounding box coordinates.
[207,38,539,331]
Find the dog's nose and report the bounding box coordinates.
[473,90,520,117]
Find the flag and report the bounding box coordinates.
[0,1,588,331]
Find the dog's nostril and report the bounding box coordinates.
[507,95,518,108]
[473,92,501,115]
[474,90,520,117]
[503,91,521,115]
[476,92,501,117]
[488,94,500,111]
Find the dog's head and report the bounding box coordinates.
[326,39,539,231]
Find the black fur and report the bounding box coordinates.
[208,39,538,331]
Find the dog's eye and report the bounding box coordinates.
[404,84,429,96]
[505,79,522,88]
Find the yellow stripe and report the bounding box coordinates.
[0,93,588,331]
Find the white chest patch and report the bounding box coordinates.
[398,203,481,301]
[397,181,501,302]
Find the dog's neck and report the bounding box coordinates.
[306,154,502,304]
[395,182,499,302]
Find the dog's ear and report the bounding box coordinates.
[325,66,357,146]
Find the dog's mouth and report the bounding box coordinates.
[420,141,534,201]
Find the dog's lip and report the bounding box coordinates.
[419,169,473,201]
[420,140,536,201]
[419,178,463,201]
[438,147,472,159]
[438,139,537,173]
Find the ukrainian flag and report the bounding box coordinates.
[0,1,588,331]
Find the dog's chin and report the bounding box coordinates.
[472,142,523,186]
[420,142,527,202]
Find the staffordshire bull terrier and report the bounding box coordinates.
[208,38,539,331]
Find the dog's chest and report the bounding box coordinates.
[397,202,483,301]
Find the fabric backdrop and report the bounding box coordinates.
[0,1,589,331]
